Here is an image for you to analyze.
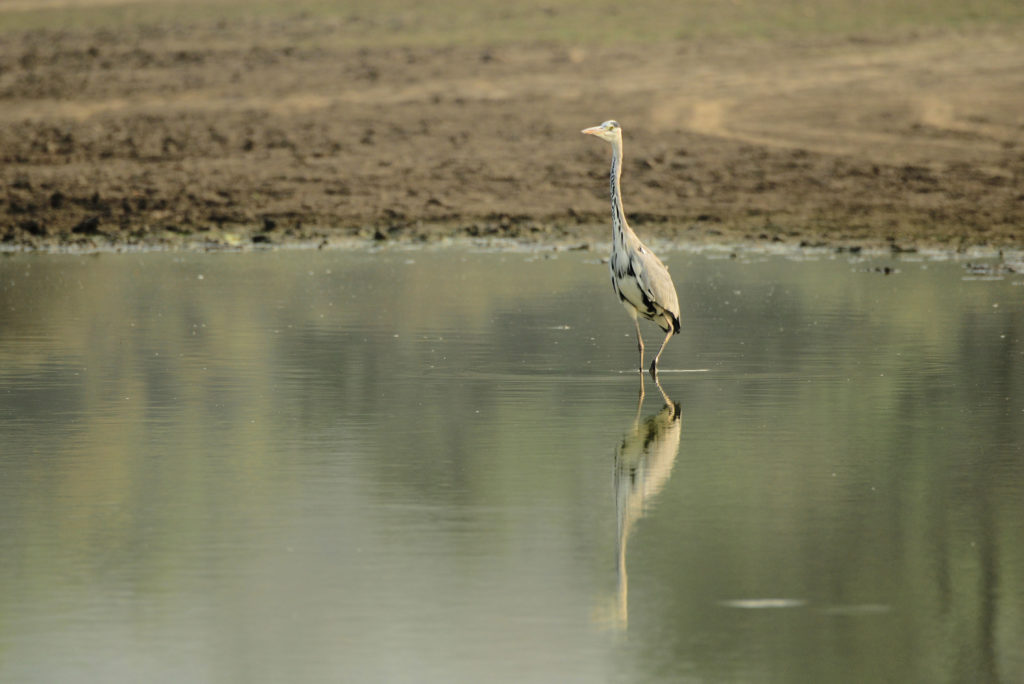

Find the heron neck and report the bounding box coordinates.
[609,139,630,242]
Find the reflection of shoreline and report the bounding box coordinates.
[612,378,682,631]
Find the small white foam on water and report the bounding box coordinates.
[719,598,807,609]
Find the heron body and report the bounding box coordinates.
[583,120,680,376]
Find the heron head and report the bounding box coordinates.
[581,120,622,143]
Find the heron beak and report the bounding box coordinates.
[581,126,602,136]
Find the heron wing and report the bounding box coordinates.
[628,242,680,321]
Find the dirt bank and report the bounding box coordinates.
[2,14,1023,252]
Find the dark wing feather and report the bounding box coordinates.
[627,240,680,331]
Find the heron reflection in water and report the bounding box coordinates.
[610,377,682,631]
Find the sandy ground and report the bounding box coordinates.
[2,14,1023,251]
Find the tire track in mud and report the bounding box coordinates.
[3,32,1019,167]
[644,36,1024,164]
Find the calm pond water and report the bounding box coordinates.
[1,246,1022,683]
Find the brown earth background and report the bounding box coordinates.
[2,0,1024,251]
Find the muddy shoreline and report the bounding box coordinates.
[2,19,1023,253]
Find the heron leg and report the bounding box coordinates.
[652,374,680,419]
[635,374,645,419]
[649,325,674,377]
[634,317,644,373]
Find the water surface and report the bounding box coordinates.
[1,247,1022,683]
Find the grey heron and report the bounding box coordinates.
[583,120,681,376]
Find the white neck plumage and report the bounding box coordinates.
[608,137,631,246]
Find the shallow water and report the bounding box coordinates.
[1,247,1022,683]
